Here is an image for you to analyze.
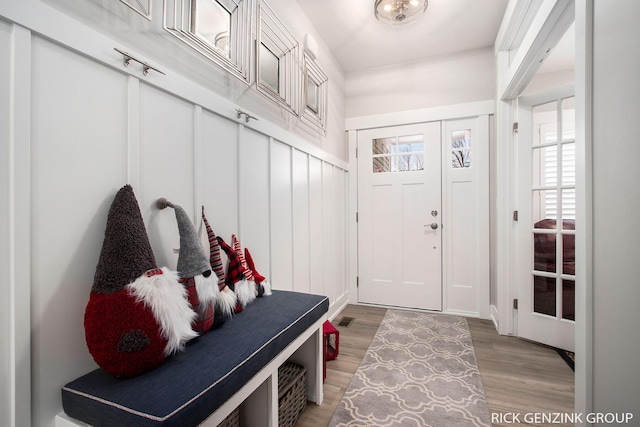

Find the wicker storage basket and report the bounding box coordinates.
[278,362,307,427]
[217,407,239,427]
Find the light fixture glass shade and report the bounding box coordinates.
[374,0,428,26]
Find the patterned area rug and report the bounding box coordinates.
[329,310,491,427]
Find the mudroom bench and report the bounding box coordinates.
[56,290,329,427]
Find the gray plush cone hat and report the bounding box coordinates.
[157,198,211,279]
[93,185,157,294]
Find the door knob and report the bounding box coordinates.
[430,223,438,230]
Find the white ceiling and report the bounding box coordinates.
[296,0,510,74]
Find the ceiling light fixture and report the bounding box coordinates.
[374,0,428,26]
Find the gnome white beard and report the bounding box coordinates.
[193,273,219,314]
[217,283,237,318]
[234,278,256,308]
[258,280,272,296]
[127,267,198,356]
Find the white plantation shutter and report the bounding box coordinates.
[543,132,575,220]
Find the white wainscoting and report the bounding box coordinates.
[0,11,349,427]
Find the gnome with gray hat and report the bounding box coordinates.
[157,198,220,334]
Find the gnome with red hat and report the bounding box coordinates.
[217,234,256,310]
[201,206,238,318]
[157,198,218,334]
[244,247,272,297]
[84,185,197,378]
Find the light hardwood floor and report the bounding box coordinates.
[296,305,574,427]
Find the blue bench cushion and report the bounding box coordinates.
[62,290,329,427]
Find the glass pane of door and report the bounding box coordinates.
[451,129,471,168]
[562,280,575,320]
[531,97,576,319]
[534,276,556,317]
[372,134,424,173]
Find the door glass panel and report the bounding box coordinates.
[397,135,424,171]
[530,96,576,323]
[562,188,576,221]
[533,232,556,273]
[372,135,424,173]
[562,234,575,275]
[562,143,576,185]
[562,280,575,320]
[532,145,558,187]
[533,101,558,146]
[372,137,393,173]
[562,97,575,141]
[451,129,471,168]
[533,189,557,223]
[533,275,556,316]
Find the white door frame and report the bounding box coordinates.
[494,0,576,335]
[495,0,593,420]
[346,100,494,316]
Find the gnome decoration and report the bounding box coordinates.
[217,234,256,310]
[201,206,237,318]
[157,198,218,334]
[84,185,197,378]
[244,247,272,297]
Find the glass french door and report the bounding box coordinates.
[517,85,575,352]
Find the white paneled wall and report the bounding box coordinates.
[0,15,349,427]
[237,128,271,288]
[292,149,311,294]
[30,36,129,427]
[139,84,196,267]
[0,17,13,427]
[201,109,240,240]
[270,141,294,291]
[309,157,325,297]
[322,164,335,302]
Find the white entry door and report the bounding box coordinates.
[517,85,576,352]
[357,122,442,311]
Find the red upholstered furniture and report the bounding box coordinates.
[322,320,339,380]
[533,219,575,320]
[533,218,575,275]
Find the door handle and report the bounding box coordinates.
[428,223,438,230]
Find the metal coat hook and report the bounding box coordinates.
[114,48,166,77]
[236,109,258,123]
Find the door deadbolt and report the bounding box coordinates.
[431,210,438,217]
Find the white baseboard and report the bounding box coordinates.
[328,292,350,322]
[490,304,500,331]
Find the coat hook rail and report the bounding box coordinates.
[236,109,258,123]
[114,48,166,76]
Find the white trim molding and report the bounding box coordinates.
[345,100,495,131]
[574,0,593,422]
[499,0,575,100]
[4,22,32,427]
